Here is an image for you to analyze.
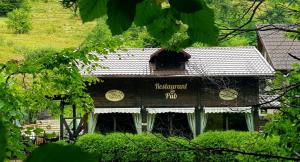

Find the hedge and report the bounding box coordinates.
[192,131,290,162]
[75,131,290,162]
[75,133,193,162]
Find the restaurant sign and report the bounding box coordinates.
[155,83,188,100]
[219,88,238,101]
[105,89,125,102]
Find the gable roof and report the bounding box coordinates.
[257,24,300,70]
[81,47,274,77]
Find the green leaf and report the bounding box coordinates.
[169,0,202,13]
[134,0,162,26]
[181,5,219,45]
[78,0,108,23]
[107,0,138,35]
[147,9,179,42]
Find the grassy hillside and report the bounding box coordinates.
[0,0,95,63]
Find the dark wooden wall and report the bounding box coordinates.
[88,77,259,108]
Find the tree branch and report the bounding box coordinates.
[288,53,300,61]
[218,0,264,41]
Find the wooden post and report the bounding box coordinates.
[141,106,147,132]
[195,106,202,136]
[59,100,65,140]
[225,114,229,130]
[253,106,259,131]
[113,114,117,132]
[169,114,173,135]
[72,104,76,136]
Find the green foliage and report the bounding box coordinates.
[6,8,32,34]
[134,0,161,27]
[106,0,139,35]
[192,131,289,162]
[78,0,107,23]
[0,0,24,16]
[76,132,289,161]
[76,133,193,161]
[169,0,202,13]
[0,120,6,162]
[0,48,98,159]
[80,19,159,53]
[0,73,34,160]
[181,5,218,45]
[264,63,300,156]
[146,9,180,43]
[77,0,219,50]
[24,143,97,162]
[261,0,299,24]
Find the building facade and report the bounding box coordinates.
[83,47,274,137]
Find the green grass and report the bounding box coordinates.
[0,0,95,63]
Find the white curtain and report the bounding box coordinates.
[200,111,208,133]
[245,112,254,132]
[132,113,142,134]
[187,113,196,137]
[88,113,98,133]
[147,114,156,132]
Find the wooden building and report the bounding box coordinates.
[257,24,300,73]
[256,24,300,124]
[83,47,274,138]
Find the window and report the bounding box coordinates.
[149,49,190,70]
[205,113,247,131]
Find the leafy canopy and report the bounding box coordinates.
[264,64,300,156]
[0,48,98,160]
[77,0,219,49]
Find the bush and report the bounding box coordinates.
[192,131,290,162]
[0,0,24,16]
[76,133,194,162]
[24,143,97,162]
[76,132,290,162]
[6,8,31,34]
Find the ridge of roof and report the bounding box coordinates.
[81,47,275,77]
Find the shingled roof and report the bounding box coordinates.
[259,95,281,108]
[257,24,300,70]
[81,47,274,77]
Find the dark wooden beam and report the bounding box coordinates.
[195,106,202,136]
[141,107,147,132]
[113,115,117,132]
[63,119,73,140]
[59,100,65,140]
[72,104,77,136]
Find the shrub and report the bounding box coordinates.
[0,0,23,16]
[24,143,97,162]
[75,132,289,162]
[76,133,194,162]
[192,131,290,162]
[6,8,31,34]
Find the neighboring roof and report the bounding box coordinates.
[259,95,281,108]
[81,47,274,77]
[257,24,300,70]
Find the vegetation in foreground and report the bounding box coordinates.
[22,131,290,162]
[0,0,299,161]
